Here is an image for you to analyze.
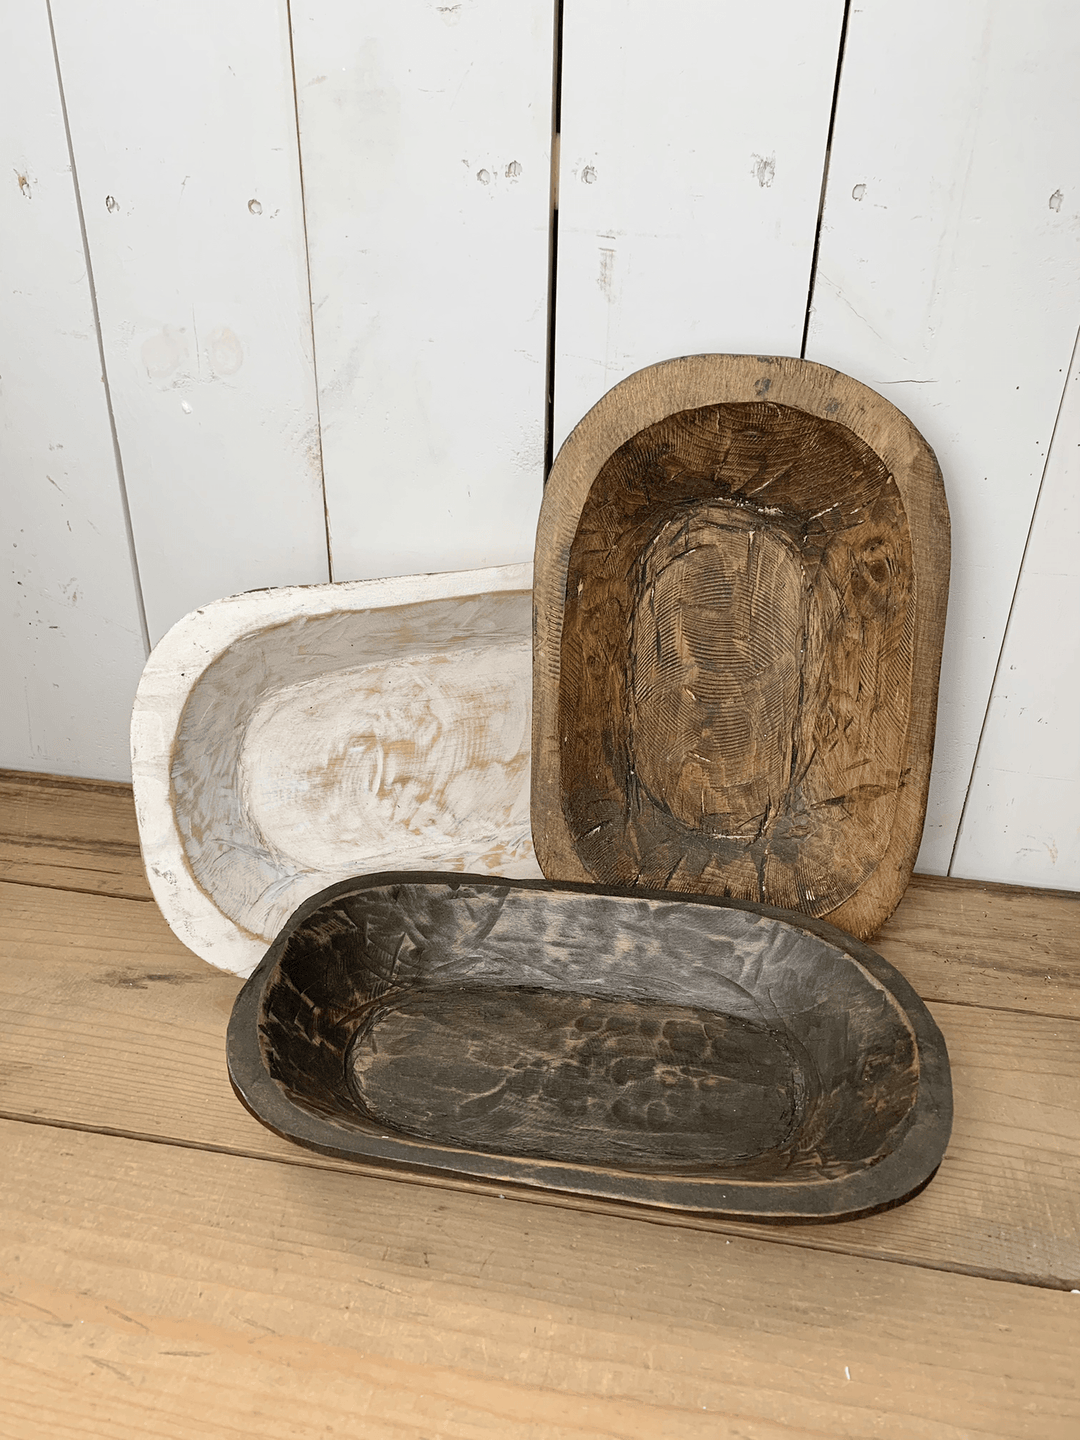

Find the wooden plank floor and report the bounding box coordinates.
[1,772,1078,1437]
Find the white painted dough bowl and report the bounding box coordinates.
[131,564,540,976]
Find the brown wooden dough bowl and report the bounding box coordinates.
[227,872,952,1220]
[533,355,950,941]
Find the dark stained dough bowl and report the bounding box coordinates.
[227,873,952,1220]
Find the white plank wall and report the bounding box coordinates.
[953,332,1080,891]
[49,0,330,646]
[806,0,1080,874]
[290,0,556,581]
[552,0,846,452]
[0,3,147,781]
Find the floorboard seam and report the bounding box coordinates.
[1,1108,1073,1294]
[921,993,1080,1024]
[0,878,155,902]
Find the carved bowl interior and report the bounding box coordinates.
[532,357,950,942]
[560,403,914,912]
[228,873,952,1220]
[131,563,540,976]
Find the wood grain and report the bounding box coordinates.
[558,404,914,919]
[2,881,1076,1287]
[876,873,1080,1017]
[1,1117,1077,1440]
[534,356,950,942]
[0,770,151,901]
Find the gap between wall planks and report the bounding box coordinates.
[805,0,1080,879]
[551,0,846,455]
[542,0,566,481]
[0,4,148,783]
[289,0,556,584]
[2,780,1079,1294]
[952,326,1080,891]
[1,1121,1078,1440]
[48,0,331,647]
[798,0,853,361]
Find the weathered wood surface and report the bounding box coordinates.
[0,770,151,901]
[3,1120,1077,1440]
[2,879,1076,1286]
[876,873,1080,1016]
[131,564,541,976]
[234,875,950,1219]
[534,356,950,942]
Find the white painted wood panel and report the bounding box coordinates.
[952,333,1080,890]
[290,0,556,581]
[0,2,147,782]
[805,0,1080,874]
[48,0,329,646]
[552,0,846,452]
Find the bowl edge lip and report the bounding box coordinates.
[226,870,953,1221]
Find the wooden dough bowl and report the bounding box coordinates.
[131,563,540,977]
[228,873,952,1220]
[533,356,950,941]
